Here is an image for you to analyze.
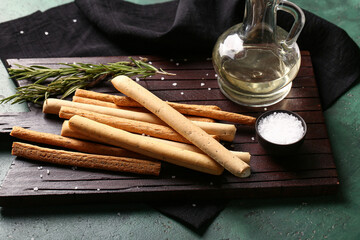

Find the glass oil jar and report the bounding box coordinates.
[212,0,305,107]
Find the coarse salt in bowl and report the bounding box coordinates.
[255,110,307,154]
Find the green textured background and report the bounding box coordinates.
[0,0,359,239]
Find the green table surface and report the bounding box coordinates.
[0,0,359,239]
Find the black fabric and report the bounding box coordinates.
[0,0,359,230]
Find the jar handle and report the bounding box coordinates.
[277,0,305,46]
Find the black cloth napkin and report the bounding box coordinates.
[0,0,359,231]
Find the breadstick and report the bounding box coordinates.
[112,92,255,125]
[60,106,192,143]
[112,76,250,178]
[72,96,148,112]
[72,96,215,122]
[12,142,161,176]
[59,106,227,141]
[10,126,147,159]
[75,89,115,102]
[43,98,165,125]
[75,88,221,110]
[68,115,224,175]
[61,121,95,141]
[60,120,250,163]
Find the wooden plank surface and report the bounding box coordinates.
[0,52,339,206]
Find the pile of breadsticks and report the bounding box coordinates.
[11,76,256,177]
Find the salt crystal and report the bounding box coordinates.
[208,88,212,90]
[192,203,196,207]
[206,73,209,76]
[200,83,205,86]
[135,77,140,82]
[264,107,267,111]
[74,186,78,190]
[40,174,43,178]
[19,30,24,34]
[258,112,304,144]
[72,19,77,23]
[161,77,165,80]
[170,59,174,62]
[33,187,38,191]
[176,63,180,66]
[251,137,255,141]
[37,166,43,170]
[215,74,218,78]
[172,83,177,86]
[97,188,100,191]
[44,31,49,35]
[180,92,184,95]
[47,170,50,175]
[148,61,152,64]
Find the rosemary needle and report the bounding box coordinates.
[1,57,174,105]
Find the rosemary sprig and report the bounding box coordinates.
[1,57,174,105]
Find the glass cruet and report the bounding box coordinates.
[212,0,305,107]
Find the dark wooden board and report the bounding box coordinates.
[0,51,339,206]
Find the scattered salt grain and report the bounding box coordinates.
[264,107,267,111]
[74,186,78,190]
[40,174,43,179]
[257,112,304,144]
[192,203,197,207]
[251,137,255,141]
[72,19,77,23]
[180,92,184,95]
[33,187,38,191]
[44,31,49,35]
[97,188,100,191]
[161,77,165,80]
[172,83,177,86]
[215,74,218,78]
[200,83,205,86]
[19,30,24,34]
[170,59,174,62]
[135,77,140,82]
[208,88,212,90]
[37,166,43,170]
[206,73,209,76]
[148,61,152,65]
[46,169,50,175]
[176,62,180,66]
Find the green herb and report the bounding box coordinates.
[1,57,173,105]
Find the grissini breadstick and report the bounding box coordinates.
[72,96,215,122]
[44,99,217,125]
[68,115,224,175]
[61,120,93,141]
[59,106,192,144]
[60,120,250,164]
[75,89,221,110]
[75,89,115,102]
[112,76,250,178]
[112,91,255,125]
[12,142,161,176]
[59,106,225,142]
[43,98,165,125]
[72,96,149,112]
[10,126,147,159]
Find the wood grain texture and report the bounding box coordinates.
[0,52,339,206]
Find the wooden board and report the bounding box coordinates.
[0,52,339,206]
